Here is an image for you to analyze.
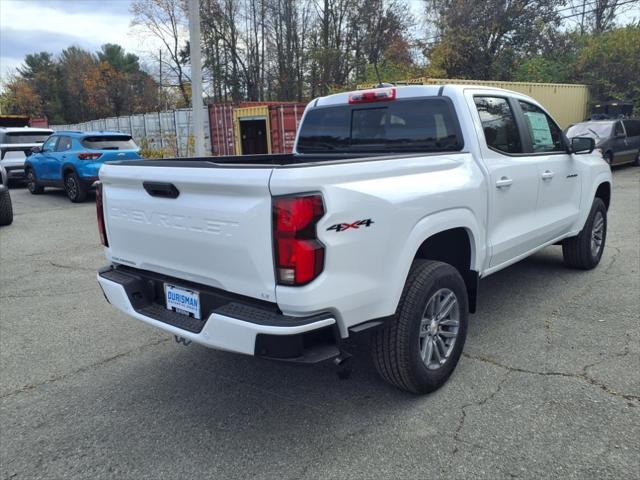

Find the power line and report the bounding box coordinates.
[557,0,639,21]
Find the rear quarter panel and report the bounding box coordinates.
[270,154,487,334]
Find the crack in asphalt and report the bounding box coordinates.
[0,287,96,300]
[462,347,639,403]
[452,372,511,456]
[0,338,171,400]
[47,260,96,272]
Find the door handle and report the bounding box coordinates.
[143,181,180,199]
[496,177,513,189]
[541,170,555,180]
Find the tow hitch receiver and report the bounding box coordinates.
[174,335,192,346]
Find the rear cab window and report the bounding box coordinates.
[296,98,464,154]
[81,136,137,150]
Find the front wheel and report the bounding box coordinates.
[562,197,607,269]
[64,171,87,203]
[371,260,468,394]
[26,168,44,194]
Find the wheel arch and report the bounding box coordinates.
[62,163,78,177]
[595,181,611,210]
[390,209,485,316]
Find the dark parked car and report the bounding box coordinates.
[565,119,640,166]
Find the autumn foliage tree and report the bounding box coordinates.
[1,44,158,124]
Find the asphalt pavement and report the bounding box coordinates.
[1,168,638,479]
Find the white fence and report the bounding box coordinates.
[51,107,211,157]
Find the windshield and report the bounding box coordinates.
[4,131,51,144]
[566,123,613,139]
[297,98,463,154]
[81,135,138,150]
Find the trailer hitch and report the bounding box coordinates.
[174,335,192,346]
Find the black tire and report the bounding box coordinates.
[633,150,640,166]
[26,168,44,194]
[562,197,607,270]
[604,151,613,165]
[371,260,469,394]
[64,171,87,203]
[0,187,13,226]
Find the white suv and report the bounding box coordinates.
[0,127,53,180]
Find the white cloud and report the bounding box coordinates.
[0,0,164,81]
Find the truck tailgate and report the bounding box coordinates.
[100,163,276,302]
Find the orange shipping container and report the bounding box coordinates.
[268,103,307,154]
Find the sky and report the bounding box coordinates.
[0,0,156,81]
[1,0,639,83]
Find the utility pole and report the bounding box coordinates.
[159,49,162,110]
[188,0,205,157]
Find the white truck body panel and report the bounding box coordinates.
[100,164,277,302]
[97,85,612,359]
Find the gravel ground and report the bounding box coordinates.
[1,167,638,480]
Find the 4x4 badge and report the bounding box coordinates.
[326,219,374,232]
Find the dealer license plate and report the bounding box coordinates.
[165,284,201,320]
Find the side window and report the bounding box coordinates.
[614,121,625,137]
[42,136,58,152]
[624,120,640,137]
[56,136,72,152]
[518,101,564,153]
[474,97,523,154]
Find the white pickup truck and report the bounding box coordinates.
[96,85,611,393]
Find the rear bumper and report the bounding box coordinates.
[97,265,339,362]
[2,166,25,179]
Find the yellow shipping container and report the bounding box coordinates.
[233,105,272,155]
[357,78,590,128]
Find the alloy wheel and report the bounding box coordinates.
[591,211,605,258]
[419,288,460,370]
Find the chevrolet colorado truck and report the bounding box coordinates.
[96,85,612,393]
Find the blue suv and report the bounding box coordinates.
[25,131,142,202]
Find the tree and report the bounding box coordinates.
[131,0,191,105]
[1,76,42,116]
[423,0,564,80]
[575,24,640,110]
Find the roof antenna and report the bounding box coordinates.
[373,60,393,89]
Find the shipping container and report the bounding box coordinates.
[357,78,590,128]
[230,103,306,155]
[208,103,236,156]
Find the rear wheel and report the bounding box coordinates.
[634,149,639,166]
[64,171,87,203]
[26,168,44,194]
[562,197,607,269]
[371,260,468,394]
[0,186,13,226]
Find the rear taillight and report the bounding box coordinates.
[96,182,108,247]
[348,87,396,104]
[78,153,102,160]
[273,194,325,286]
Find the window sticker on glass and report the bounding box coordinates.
[524,112,554,150]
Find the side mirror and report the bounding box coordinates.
[31,146,42,154]
[571,137,595,154]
